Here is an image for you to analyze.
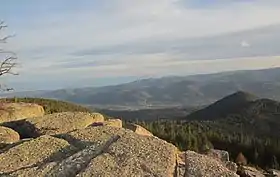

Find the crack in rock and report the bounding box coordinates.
[45,135,120,177]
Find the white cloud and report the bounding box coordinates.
[3,0,280,89]
[241,40,250,48]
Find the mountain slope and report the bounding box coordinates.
[186,91,258,121]
[186,91,280,137]
[138,92,280,169]
[3,67,280,109]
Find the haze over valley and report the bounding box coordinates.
[2,1,280,174]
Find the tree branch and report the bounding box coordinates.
[0,56,18,76]
[0,21,18,91]
[0,21,7,30]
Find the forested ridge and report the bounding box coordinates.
[135,119,280,170]
[130,92,280,170]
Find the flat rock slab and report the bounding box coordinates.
[0,135,76,174]
[63,126,177,177]
[19,112,104,137]
[0,126,20,144]
[0,103,44,123]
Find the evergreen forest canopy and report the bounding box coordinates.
[126,91,280,170]
[135,119,280,170]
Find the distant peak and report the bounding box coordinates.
[211,91,258,109]
[226,91,258,102]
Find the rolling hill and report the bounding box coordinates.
[137,91,280,169]
[186,91,280,137]
[3,67,280,110]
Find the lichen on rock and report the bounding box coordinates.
[0,103,44,123]
[0,126,20,144]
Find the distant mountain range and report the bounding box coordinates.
[3,67,280,110]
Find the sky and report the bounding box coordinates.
[1,0,280,91]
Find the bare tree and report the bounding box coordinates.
[0,21,17,91]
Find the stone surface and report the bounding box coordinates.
[104,119,122,128]
[267,169,280,176]
[0,135,76,174]
[241,166,265,177]
[2,126,177,177]
[207,149,230,162]
[225,161,238,173]
[183,151,239,177]
[124,123,153,136]
[0,103,44,123]
[0,113,242,177]
[0,126,20,144]
[47,135,121,177]
[5,163,57,177]
[62,126,177,177]
[14,112,104,137]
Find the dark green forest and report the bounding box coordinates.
[127,92,280,170]
[134,119,280,170]
[0,97,91,114]
[2,95,280,170]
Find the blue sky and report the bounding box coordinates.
[1,0,280,91]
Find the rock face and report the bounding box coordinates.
[181,151,239,177]
[0,103,44,123]
[207,149,230,162]
[0,107,242,177]
[1,126,178,177]
[124,123,153,136]
[240,166,266,177]
[61,126,177,177]
[0,135,76,174]
[225,161,238,173]
[104,119,122,128]
[268,169,280,176]
[206,149,238,173]
[0,126,20,144]
[10,112,104,137]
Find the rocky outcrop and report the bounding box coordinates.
[7,112,104,138]
[104,119,122,128]
[1,126,177,177]
[267,169,280,176]
[207,149,230,162]
[237,166,280,177]
[46,135,121,177]
[124,123,153,136]
[238,166,266,177]
[0,126,20,144]
[0,135,76,174]
[0,108,244,177]
[179,151,239,177]
[226,161,238,173]
[0,103,44,123]
[205,149,238,173]
[61,126,177,176]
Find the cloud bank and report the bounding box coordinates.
[1,0,280,90]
